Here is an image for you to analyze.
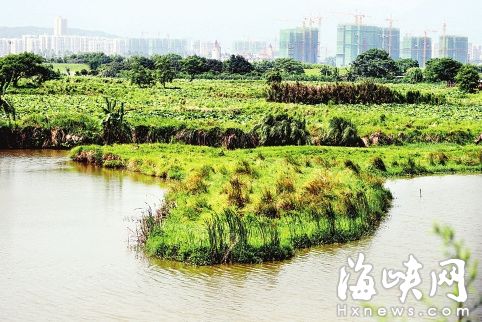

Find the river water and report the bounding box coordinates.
[0,150,481,321]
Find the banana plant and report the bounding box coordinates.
[101,97,126,144]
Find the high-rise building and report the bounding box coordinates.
[401,36,432,67]
[382,27,400,60]
[127,38,149,56]
[469,43,481,64]
[336,24,400,67]
[211,40,221,60]
[439,35,468,63]
[54,16,68,36]
[150,38,188,56]
[233,40,268,55]
[279,27,318,63]
[0,39,11,56]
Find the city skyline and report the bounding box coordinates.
[1,0,481,57]
[0,15,479,65]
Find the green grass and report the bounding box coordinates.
[71,143,482,265]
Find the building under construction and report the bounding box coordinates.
[439,35,469,63]
[336,24,400,67]
[401,36,432,67]
[279,27,319,64]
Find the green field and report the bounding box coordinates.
[3,77,482,147]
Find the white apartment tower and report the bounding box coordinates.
[54,16,68,36]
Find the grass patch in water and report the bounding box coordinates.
[71,143,482,265]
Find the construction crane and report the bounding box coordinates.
[303,16,324,28]
[423,29,437,67]
[385,15,397,56]
[331,11,369,26]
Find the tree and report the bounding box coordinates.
[205,59,223,73]
[182,55,207,81]
[129,64,155,87]
[424,58,462,83]
[455,65,480,93]
[99,60,128,78]
[223,55,253,74]
[396,58,419,74]
[162,54,183,73]
[154,56,177,88]
[253,60,275,74]
[127,56,155,70]
[76,52,112,71]
[273,58,304,75]
[0,53,57,87]
[350,49,398,79]
[404,67,424,83]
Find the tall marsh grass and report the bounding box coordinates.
[266,82,446,105]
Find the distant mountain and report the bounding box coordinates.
[0,26,118,38]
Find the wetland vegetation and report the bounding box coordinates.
[1,51,481,264]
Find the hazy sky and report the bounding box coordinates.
[2,0,481,54]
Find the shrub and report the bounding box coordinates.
[255,189,278,218]
[428,152,448,166]
[234,160,257,177]
[370,157,387,172]
[405,67,424,83]
[344,159,360,174]
[321,117,362,147]
[396,58,419,74]
[265,70,282,84]
[401,157,426,175]
[252,113,309,146]
[167,165,184,180]
[184,172,208,194]
[276,176,295,194]
[226,176,249,208]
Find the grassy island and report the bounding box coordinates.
[71,143,481,264]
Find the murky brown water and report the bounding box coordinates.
[0,150,481,321]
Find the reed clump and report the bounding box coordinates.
[266,82,446,105]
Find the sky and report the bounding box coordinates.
[2,0,481,55]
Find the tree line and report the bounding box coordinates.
[348,49,480,93]
[49,50,481,93]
